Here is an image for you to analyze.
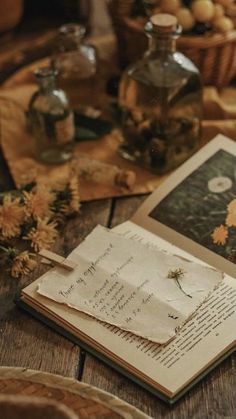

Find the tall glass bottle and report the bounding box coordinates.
[28,67,75,165]
[119,13,203,174]
[52,23,97,108]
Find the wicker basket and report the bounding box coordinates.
[0,394,79,419]
[107,0,236,88]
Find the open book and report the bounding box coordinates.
[18,134,236,403]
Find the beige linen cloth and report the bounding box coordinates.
[0,34,236,201]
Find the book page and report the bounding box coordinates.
[22,220,236,396]
[132,135,236,278]
[37,226,222,344]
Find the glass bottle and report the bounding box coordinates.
[28,66,75,165]
[118,13,203,174]
[52,23,97,108]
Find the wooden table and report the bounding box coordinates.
[0,24,235,418]
[0,143,235,418]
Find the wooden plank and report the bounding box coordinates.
[53,199,112,255]
[0,199,111,378]
[109,195,147,228]
[0,263,81,377]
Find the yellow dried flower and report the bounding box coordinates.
[211,224,228,245]
[60,177,81,215]
[23,186,55,219]
[24,217,58,252]
[11,250,37,278]
[225,199,236,227]
[0,195,25,238]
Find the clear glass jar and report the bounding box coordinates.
[28,66,75,165]
[52,23,97,108]
[118,13,203,174]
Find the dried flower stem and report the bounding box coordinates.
[167,268,192,299]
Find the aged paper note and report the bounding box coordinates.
[37,226,223,344]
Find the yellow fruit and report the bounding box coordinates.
[160,0,181,14]
[214,0,234,7]
[192,0,215,22]
[176,8,195,31]
[213,16,234,31]
[213,4,225,19]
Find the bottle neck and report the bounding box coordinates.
[59,24,85,52]
[148,34,176,54]
[60,33,82,51]
[34,68,57,93]
[39,76,56,92]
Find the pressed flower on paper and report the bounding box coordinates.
[0,195,25,238]
[24,217,58,252]
[167,268,192,298]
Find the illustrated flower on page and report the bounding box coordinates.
[208,176,233,194]
[225,199,236,227]
[24,217,58,251]
[212,198,236,249]
[23,185,55,219]
[211,224,229,246]
[0,195,25,238]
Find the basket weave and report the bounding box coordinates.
[108,0,236,88]
[0,395,78,419]
[0,367,150,419]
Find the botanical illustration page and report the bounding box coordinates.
[133,135,236,278]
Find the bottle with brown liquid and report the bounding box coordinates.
[119,13,203,174]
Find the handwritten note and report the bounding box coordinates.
[37,226,223,344]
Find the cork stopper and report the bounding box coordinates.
[150,13,177,33]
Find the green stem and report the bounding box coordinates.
[0,245,9,253]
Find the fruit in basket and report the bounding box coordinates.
[214,15,234,30]
[192,0,215,22]
[154,0,235,33]
[176,8,195,30]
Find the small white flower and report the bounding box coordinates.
[208,176,232,193]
